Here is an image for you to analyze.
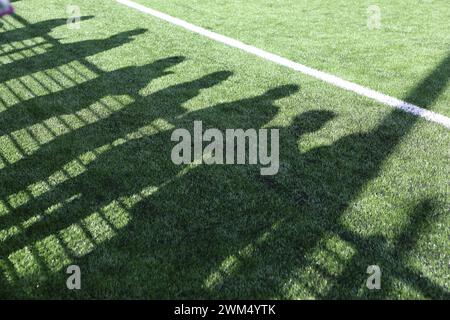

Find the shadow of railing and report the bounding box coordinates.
[0,13,186,296]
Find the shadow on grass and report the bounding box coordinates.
[0,56,185,135]
[0,27,147,83]
[0,13,448,299]
[0,17,93,45]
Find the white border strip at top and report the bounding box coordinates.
[116,0,450,129]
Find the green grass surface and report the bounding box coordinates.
[0,0,449,299]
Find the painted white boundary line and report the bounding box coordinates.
[116,0,450,129]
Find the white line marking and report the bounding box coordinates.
[116,0,450,129]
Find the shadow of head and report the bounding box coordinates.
[126,56,186,77]
[35,16,95,35]
[153,56,186,68]
[113,56,187,95]
[44,16,94,28]
[291,110,336,136]
[159,70,233,108]
[262,84,300,102]
[110,28,148,42]
[192,70,233,88]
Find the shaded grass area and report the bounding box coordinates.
[0,0,448,299]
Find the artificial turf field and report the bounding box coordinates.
[0,0,449,299]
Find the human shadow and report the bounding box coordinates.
[0,83,298,298]
[0,17,93,45]
[406,53,450,108]
[0,70,234,243]
[0,55,186,200]
[0,56,185,135]
[0,28,147,84]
